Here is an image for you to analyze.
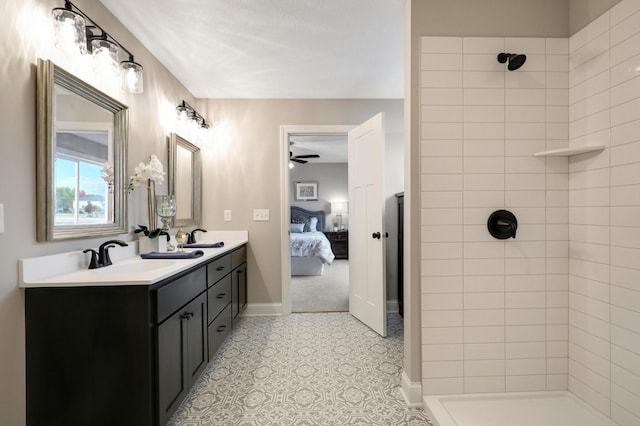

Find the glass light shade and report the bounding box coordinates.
[52,8,87,55]
[176,104,189,121]
[120,60,144,93]
[92,39,119,78]
[156,195,177,218]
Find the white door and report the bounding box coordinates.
[348,113,386,337]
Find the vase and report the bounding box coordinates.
[138,235,167,254]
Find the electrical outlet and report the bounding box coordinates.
[253,209,270,221]
[224,210,232,221]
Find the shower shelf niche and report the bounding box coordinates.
[533,145,605,157]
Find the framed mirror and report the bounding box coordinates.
[168,133,201,227]
[36,59,128,241]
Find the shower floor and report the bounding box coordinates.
[424,391,616,426]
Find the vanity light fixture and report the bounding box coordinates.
[176,100,211,129]
[51,0,144,94]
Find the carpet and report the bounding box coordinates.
[291,259,349,312]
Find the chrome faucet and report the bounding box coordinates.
[83,240,129,269]
[187,228,207,244]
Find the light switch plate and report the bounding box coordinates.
[253,209,270,221]
[224,210,232,221]
[0,204,4,233]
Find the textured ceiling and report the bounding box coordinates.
[99,0,405,99]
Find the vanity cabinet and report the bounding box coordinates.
[231,246,248,322]
[25,244,247,426]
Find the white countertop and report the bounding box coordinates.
[19,231,248,288]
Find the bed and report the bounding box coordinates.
[290,206,335,275]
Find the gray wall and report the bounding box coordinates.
[569,0,622,34]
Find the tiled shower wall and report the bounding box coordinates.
[419,1,640,424]
[567,1,640,424]
[420,36,570,395]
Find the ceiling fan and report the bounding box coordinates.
[290,151,319,164]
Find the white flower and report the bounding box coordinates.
[129,154,166,190]
[100,162,114,187]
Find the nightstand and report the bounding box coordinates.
[325,231,349,259]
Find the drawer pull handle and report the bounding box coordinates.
[217,325,227,332]
[216,266,225,271]
[180,312,194,320]
[216,293,226,299]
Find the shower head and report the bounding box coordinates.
[497,53,527,71]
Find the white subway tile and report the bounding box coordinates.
[612,120,640,146]
[612,8,640,47]
[506,241,546,258]
[547,105,569,124]
[547,190,569,207]
[505,275,546,292]
[569,376,611,417]
[507,358,546,375]
[464,122,505,139]
[570,70,609,104]
[611,76,640,107]
[422,326,463,344]
[422,192,463,209]
[569,359,611,396]
[505,190,545,207]
[423,360,463,378]
[507,342,546,359]
[547,258,569,275]
[569,90,609,121]
[421,259,463,277]
[612,285,640,313]
[464,376,506,393]
[464,174,504,191]
[422,139,463,157]
[612,163,640,186]
[464,293,505,310]
[505,106,545,123]
[464,139,504,157]
[546,38,568,55]
[421,157,463,174]
[464,88,505,105]
[547,307,569,324]
[422,293,463,311]
[422,378,463,395]
[421,174,463,191]
[464,37,504,54]
[548,324,569,341]
[611,53,640,86]
[613,343,640,377]
[506,72,545,89]
[611,226,640,248]
[611,384,640,421]
[506,122,546,140]
[464,342,505,360]
[612,206,640,227]
[505,174,545,191]
[506,156,546,174]
[464,53,504,71]
[422,309,464,327]
[505,258,546,275]
[549,341,569,358]
[570,12,609,54]
[464,207,499,225]
[506,375,546,391]
[570,309,610,341]
[421,87,463,105]
[546,55,569,72]
[421,105,463,123]
[463,190,504,208]
[506,292,545,309]
[611,141,640,167]
[464,241,504,258]
[422,276,464,294]
[569,206,608,226]
[463,71,504,88]
[465,359,506,377]
[506,38,546,54]
[612,266,640,293]
[570,292,610,322]
[422,122,464,140]
[570,258,610,286]
[547,374,569,390]
[463,157,504,174]
[547,72,569,89]
[612,306,640,334]
[611,0,640,27]
[569,275,610,303]
[421,53,463,71]
[421,207,463,225]
[570,325,610,359]
[463,105,505,122]
[505,139,546,156]
[506,88,546,106]
[506,309,545,325]
[570,32,610,71]
[465,326,505,343]
[422,242,463,260]
[422,343,464,361]
[464,275,505,292]
[611,32,640,67]
[506,325,546,342]
[464,258,505,276]
[421,70,463,88]
[547,89,569,106]
[464,309,505,327]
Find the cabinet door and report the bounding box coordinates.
[158,292,207,425]
[186,292,208,384]
[158,310,188,425]
[231,262,247,320]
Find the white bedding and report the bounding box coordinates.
[290,231,335,265]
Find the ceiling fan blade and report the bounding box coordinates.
[293,154,320,159]
[292,158,307,164]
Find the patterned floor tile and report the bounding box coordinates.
[169,313,432,426]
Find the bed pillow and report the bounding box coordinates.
[306,216,318,232]
[290,223,304,233]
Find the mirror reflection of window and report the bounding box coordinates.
[54,130,111,225]
[175,144,193,221]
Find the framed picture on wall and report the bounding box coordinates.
[294,181,318,201]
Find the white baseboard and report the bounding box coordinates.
[400,371,423,409]
[242,303,282,316]
[387,299,399,313]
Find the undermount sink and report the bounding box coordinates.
[96,260,177,274]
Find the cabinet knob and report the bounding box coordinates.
[217,325,227,332]
[180,312,194,320]
[216,293,226,299]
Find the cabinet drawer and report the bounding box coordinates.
[231,245,246,269]
[207,254,231,287]
[207,275,231,324]
[156,267,206,323]
[332,233,348,241]
[208,304,232,359]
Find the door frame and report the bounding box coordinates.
[279,124,354,315]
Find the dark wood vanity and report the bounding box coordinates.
[25,244,247,426]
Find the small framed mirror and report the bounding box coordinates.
[168,133,201,227]
[36,59,128,241]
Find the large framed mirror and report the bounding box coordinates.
[168,133,201,227]
[36,59,128,241]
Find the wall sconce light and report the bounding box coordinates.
[331,201,349,230]
[176,100,211,129]
[51,0,144,94]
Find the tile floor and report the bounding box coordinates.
[169,312,431,425]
